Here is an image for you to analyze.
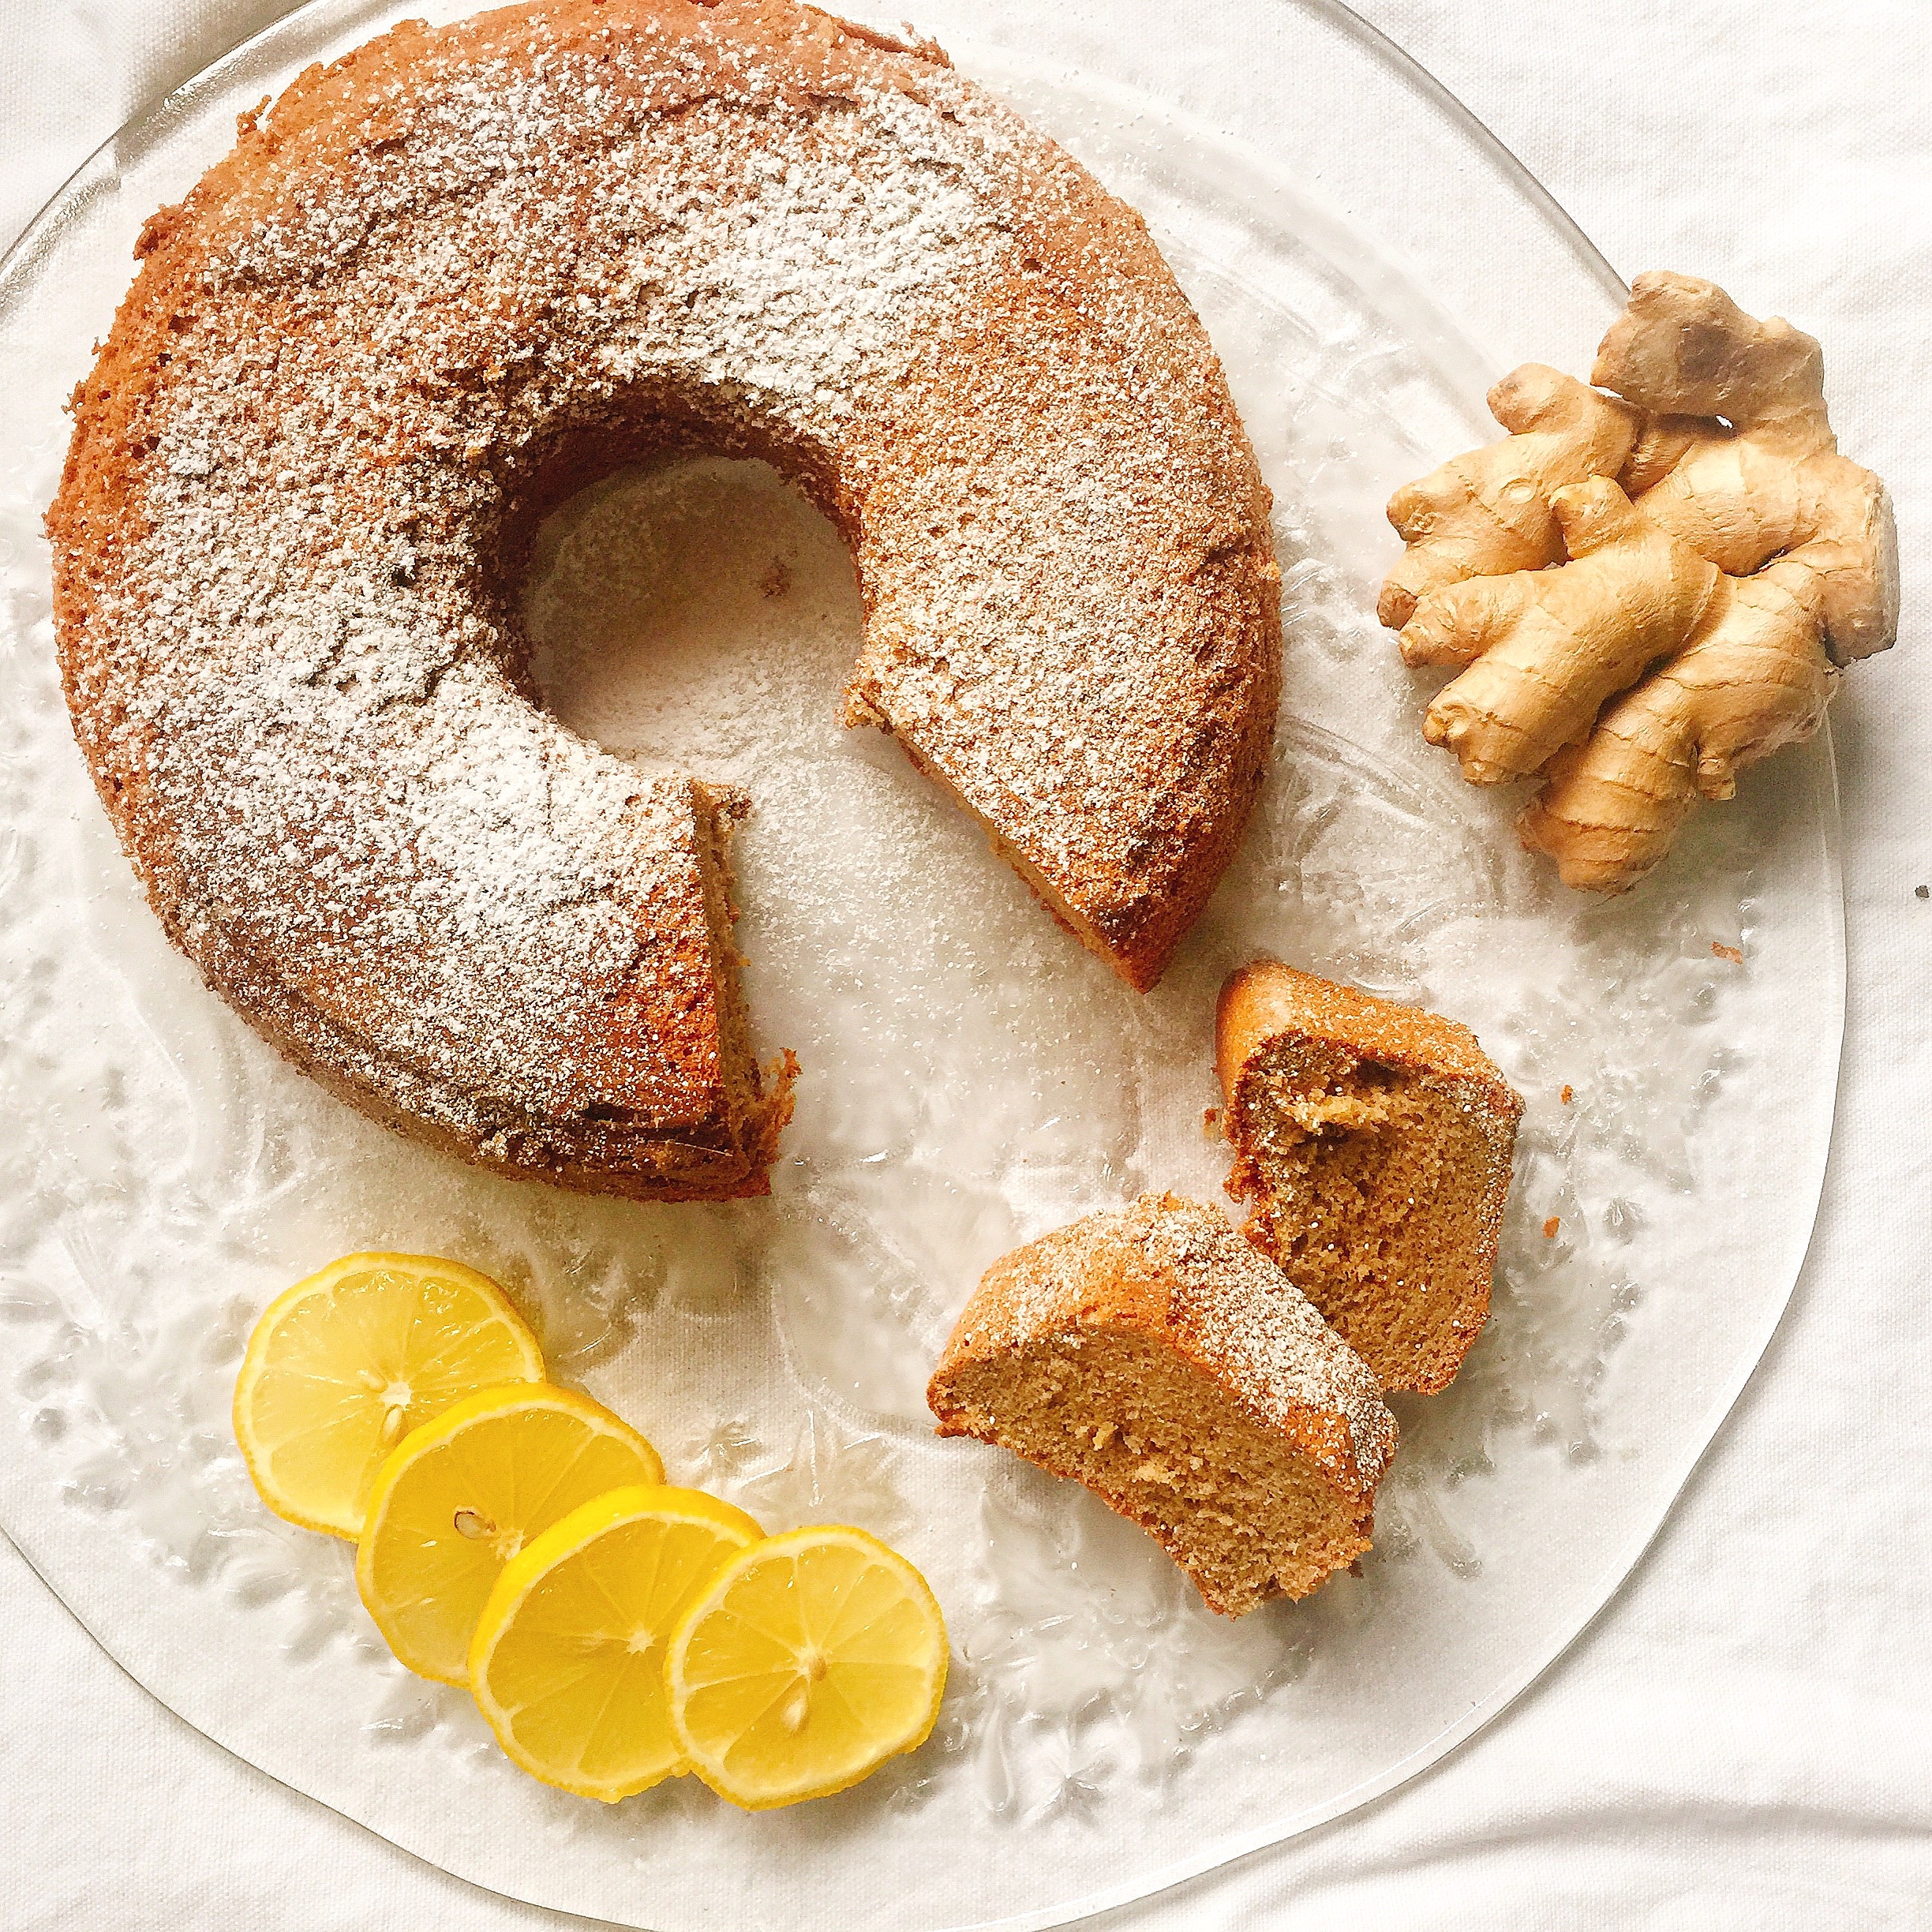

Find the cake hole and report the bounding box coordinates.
[515,449,1110,1208]
[523,455,861,781]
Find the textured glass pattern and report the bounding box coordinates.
[0,4,1840,1927]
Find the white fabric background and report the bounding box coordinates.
[2,2,1926,1926]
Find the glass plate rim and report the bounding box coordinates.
[0,2,1848,1925]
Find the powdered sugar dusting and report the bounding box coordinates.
[53,0,1275,1189]
[957,1193,1395,1492]
[1140,1196,1395,1487]
[56,1,1273,1178]
[52,6,1065,1165]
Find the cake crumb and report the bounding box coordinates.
[1711,942,1744,964]
[1559,1084,1574,1104]
[1542,1215,1560,1238]
[1201,1105,1219,1136]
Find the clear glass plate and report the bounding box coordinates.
[0,3,1843,1928]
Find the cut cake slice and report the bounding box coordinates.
[1217,960,1522,1395]
[927,1192,1395,1616]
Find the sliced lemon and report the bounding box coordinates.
[469,1485,763,1802]
[233,1252,544,1539]
[665,1525,948,1810]
[356,1384,665,1683]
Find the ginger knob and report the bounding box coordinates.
[1381,271,1896,892]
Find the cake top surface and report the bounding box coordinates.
[1129,1194,1396,1488]
[58,1,1021,1129]
[51,0,1275,1171]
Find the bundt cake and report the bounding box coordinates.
[47,0,1280,1200]
[927,1193,1395,1616]
[1217,962,1522,1394]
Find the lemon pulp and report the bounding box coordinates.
[469,1485,765,1802]
[357,1384,664,1683]
[665,1525,948,1810]
[233,1252,544,1539]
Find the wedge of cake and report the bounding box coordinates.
[1217,961,1522,1395]
[927,1193,1394,1616]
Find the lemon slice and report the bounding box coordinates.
[469,1485,763,1802]
[233,1252,544,1539]
[356,1384,665,1683]
[665,1525,948,1810]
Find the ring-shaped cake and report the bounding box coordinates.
[49,0,1281,1199]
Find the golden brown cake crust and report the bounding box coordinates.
[47,0,1279,1200]
[928,1193,1395,1613]
[1216,961,1522,1393]
[1215,960,1512,1099]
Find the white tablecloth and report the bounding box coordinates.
[3,3,1926,1926]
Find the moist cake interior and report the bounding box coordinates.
[942,1325,1372,1616]
[1237,1036,1496,1387]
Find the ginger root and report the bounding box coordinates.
[1381,272,1896,891]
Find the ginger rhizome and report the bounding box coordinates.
[1380,272,1896,891]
